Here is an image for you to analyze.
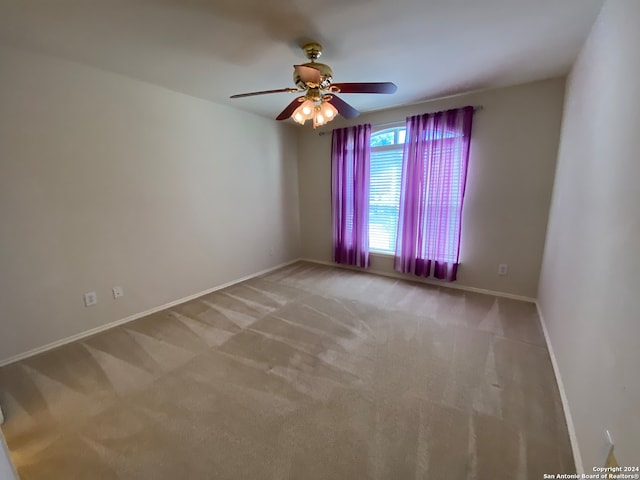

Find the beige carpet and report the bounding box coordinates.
[0,261,574,479]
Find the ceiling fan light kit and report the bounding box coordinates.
[231,43,397,128]
[292,97,338,128]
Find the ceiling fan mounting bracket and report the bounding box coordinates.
[302,42,323,61]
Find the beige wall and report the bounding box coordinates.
[537,0,640,470]
[0,45,300,363]
[298,78,565,298]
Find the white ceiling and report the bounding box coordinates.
[0,0,604,119]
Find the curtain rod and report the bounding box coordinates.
[317,105,483,136]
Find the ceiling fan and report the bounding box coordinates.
[230,42,397,128]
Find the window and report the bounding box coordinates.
[368,122,465,256]
[368,126,405,253]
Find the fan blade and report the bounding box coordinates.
[332,82,398,94]
[328,95,360,119]
[294,65,322,85]
[276,96,305,121]
[230,88,298,99]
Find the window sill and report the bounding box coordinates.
[369,251,394,257]
[369,251,460,265]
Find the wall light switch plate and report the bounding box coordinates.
[83,291,97,307]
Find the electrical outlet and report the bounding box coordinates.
[498,264,508,276]
[112,286,124,299]
[83,291,97,307]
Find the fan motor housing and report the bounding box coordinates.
[294,62,333,90]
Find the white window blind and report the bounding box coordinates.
[369,141,403,254]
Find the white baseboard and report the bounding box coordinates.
[301,258,537,303]
[536,301,583,474]
[0,259,299,368]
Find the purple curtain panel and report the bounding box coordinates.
[394,106,474,281]
[331,124,372,268]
